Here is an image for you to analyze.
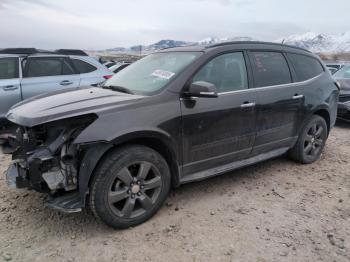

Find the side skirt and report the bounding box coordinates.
[180,147,289,184]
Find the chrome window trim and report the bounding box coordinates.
[218,73,324,96]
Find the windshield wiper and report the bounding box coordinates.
[103,85,134,95]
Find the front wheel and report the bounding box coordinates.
[289,115,328,164]
[90,145,171,229]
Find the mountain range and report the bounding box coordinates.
[279,31,350,53]
[105,31,350,54]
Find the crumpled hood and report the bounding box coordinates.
[6,87,145,127]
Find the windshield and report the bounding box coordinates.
[103,52,201,95]
[334,65,350,79]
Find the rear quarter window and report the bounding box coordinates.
[288,53,324,82]
[71,59,97,74]
[249,52,291,87]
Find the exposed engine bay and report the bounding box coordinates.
[4,115,96,195]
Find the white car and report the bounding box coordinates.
[0,48,113,122]
[109,62,131,74]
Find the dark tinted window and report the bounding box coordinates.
[71,59,96,73]
[249,52,291,87]
[113,64,130,74]
[62,59,75,75]
[106,62,116,68]
[24,57,74,77]
[288,53,324,81]
[0,57,19,79]
[193,52,248,93]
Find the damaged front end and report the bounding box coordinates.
[3,114,97,212]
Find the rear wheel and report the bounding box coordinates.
[90,145,171,229]
[289,115,328,164]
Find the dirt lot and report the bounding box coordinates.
[0,124,349,262]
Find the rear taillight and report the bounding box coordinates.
[103,75,113,80]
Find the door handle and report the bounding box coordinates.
[3,85,18,91]
[60,80,73,86]
[292,94,304,99]
[240,102,256,108]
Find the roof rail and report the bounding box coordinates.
[55,49,88,56]
[0,48,50,55]
[0,48,88,56]
[206,41,312,53]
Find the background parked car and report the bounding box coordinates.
[326,62,346,71]
[0,48,112,130]
[333,65,350,121]
[103,61,117,68]
[326,66,338,74]
[109,62,131,74]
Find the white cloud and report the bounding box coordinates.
[0,0,349,49]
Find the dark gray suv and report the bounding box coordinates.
[1,42,339,228]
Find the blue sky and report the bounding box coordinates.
[0,0,349,49]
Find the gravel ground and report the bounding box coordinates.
[0,124,350,262]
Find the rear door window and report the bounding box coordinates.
[24,57,75,77]
[0,57,19,79]
[71,59,97,73]
[249,52,292,87]
[288,53,324,81]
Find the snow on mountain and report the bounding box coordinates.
[147,40,192,50]
[335,31,350,52]
[106,40,192,53]
[279,31,350,53]
[105,32,350,54]
[198,36,255,45]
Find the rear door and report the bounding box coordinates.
[0,57,22,118]
[21,56,80,99]
[248,51,303,155]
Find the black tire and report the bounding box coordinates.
[289,115,328,164]
[90,145,171,229]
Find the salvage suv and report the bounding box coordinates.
[1,42,339,228]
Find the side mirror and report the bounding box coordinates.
[184,81,218,98]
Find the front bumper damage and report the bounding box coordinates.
[6,161,82,213]
[1,115,97,213]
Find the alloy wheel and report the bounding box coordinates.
[303,123,325,157]
[107,161,162,219]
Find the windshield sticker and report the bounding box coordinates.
[151,69,175,80]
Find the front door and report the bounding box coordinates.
[181,52,257,179]
[0,57,22,119]
[21,56,80,99]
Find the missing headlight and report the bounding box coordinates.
[8,114,97,193]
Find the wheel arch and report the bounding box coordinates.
[313,108,330,135]
[298,106,331,137]
[78,130,181,207]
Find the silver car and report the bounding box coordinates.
[0,49,112,122]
